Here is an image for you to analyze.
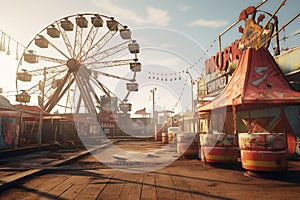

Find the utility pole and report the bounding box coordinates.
[186,70,194,112]
[150,87,157,121]
[37,67,46,147]
[186,70,195,132]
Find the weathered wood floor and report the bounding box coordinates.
[0,141,300,200]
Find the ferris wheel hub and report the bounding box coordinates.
[67,58,81,72]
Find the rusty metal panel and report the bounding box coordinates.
[199,48,300,112]
[275,45,300,75]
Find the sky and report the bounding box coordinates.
[0,0,299,116]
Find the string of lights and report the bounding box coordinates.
[147,38,218,83]
[171,77,188,111]
[0,29,25,61]
[165,37,218,111]
[0,30,26,95]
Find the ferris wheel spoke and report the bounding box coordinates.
[47,39,70,59]
[44,72,73,112]
[87,69,115,98]
[73,25,83,59]
[77,25,99,60]
[45,77,75,112]
[94,70,134,82]
[56,21,74,58]
[44,72,69,97]
[45,65,67,75]
[78,67,124,108]
[94,79,110,97]
[52,76,75,110]
[74,94,82,114]
[24,64,67,76]
[77,66,101,105]
[24,72,65,96]
[85,41,129,63]
[84,32,129,62]
[63,85,75,113]
[85,59,134,70]
[94,78,120,102]
[84,76,101,105]
[75,75,96,113]
[81,30,117,62]
[36,54,67,65]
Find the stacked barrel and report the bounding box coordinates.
[154,124,163,141]
[200,133,239,163]
[238,133,287,171]
[177,132,199,158]
[168,132,177,144]
[168,127,180,145]
[162,132,169,144]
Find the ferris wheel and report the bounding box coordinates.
[15,13,141,114]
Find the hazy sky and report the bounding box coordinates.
[0,0,299,115]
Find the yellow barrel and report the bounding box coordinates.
[240,150,287,171]
[239,133,287,171]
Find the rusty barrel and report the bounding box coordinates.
[155,132,162,141]
[162,132,169,144]
[154,124,163,141]
[168,132,177,144]
[177,132,199,158]
[239,133,287,171]
[168,127,179,144]
[200,133,238,163]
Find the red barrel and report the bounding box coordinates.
[177,132,199,158]
[239,133,287,171]
[240,150,287,171]
[162,132,169,144]
[155,132,162,141]
[154,124,163,141]
[201,146,239,163]
[200,133,238,163]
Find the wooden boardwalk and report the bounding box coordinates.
[0,141,300,200]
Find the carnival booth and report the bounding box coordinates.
[199,47,300,171]
[0,96,18,149]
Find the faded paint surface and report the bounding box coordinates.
[275,46,300,75]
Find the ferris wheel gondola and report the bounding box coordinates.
[15,13,141,114]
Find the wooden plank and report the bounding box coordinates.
[140,174,157,200]
[0,189,25,200]
[96,171,123,200]
[37,174,72,200]
[45,173,86,198]
[75,169,115,200]
[0,169,41,187]
[59,175,91,199]
[14,173,69,200]
[118,172,143,200]
[165,163,216,200]
[154,170,176,200]
[169,173,196,199]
